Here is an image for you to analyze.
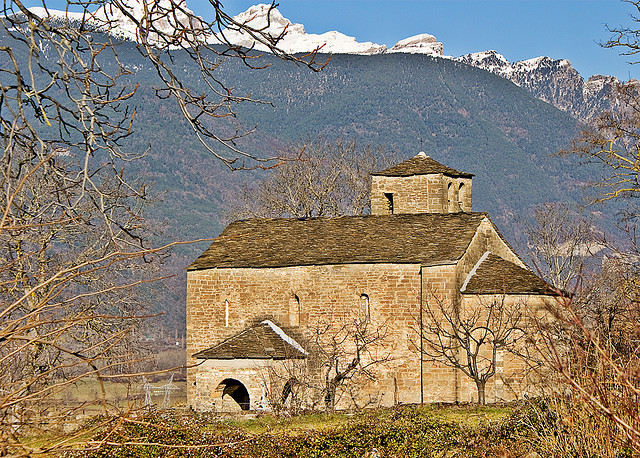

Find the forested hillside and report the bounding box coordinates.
[118,48,586,230]
[3,30,591,333]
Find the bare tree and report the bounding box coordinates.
[0,151,167,454]
[1,1,324,170]
[522,203,599,291]
[535,289,640,454]
[564,81,640,203]
[417,291,527,405]
[263,317,391,413]
[229,137,397,220]
[0,1,323,454]
[310,317,391,412]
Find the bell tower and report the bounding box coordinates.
[370,152,473,216]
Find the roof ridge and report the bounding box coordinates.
[261,320,308,355]
[229,211,488,224]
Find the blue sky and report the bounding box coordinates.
[208,0,640,82]
[21,0,640,81]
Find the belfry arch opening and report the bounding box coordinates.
[214,378,250,410]
[458,182,467,211]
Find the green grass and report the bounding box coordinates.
[217,404,512,438]
[67,403,523,457]
[223,411,354,436]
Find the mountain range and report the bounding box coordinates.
[27,1,629,122]
[10,1,618,333]
[228,4,630,123]
[228,3,631,123]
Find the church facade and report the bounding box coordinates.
[186,153,554,411]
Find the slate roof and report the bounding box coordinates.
[461,253,556,295]
[188,212,488,270]
[193,321,307,360]
[372,152,474,178]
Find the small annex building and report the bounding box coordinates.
[186,152,555,412]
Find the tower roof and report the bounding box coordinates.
[372,152,474,178]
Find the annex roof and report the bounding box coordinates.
[193,320,307,360]
[372,152,474,178]
[461,253,556,295]
[188,212,488,270]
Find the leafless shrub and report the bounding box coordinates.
[261,317,391,414]
[228,137,398,220]
[0,0,324,454]
[416,289,531,405]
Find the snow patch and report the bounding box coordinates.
[26,7,88,22]
[222,3,386,55]
[455,50,514,77]
[262,320,308,355]
[460,251,490,293]
[28,0,204,46]
[388,33,443,55]
[92,0,203,45]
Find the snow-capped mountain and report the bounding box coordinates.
[388,34,443,55]
[224,5,445,56]
[91,0,203,44]
[456,50,627,122]
[224,5,627,122]
[223,4,387,55]
[23,2,626,122]
[28,0,204,46]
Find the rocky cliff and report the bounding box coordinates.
[456,51,630,123]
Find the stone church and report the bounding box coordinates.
[186,152,554,412]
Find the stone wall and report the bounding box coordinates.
[187,262,440,410]
[459,294,553,402]
[371,174,472,215]
[187,219,546,410]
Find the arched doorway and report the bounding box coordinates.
[214,378,250,411]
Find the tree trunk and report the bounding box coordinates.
[324,382,337,412]
[475,380,486,405]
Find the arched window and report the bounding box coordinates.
[458,182,466,212]
[224,300,229,327]
[290,294,301,327]
[360,294,370,319]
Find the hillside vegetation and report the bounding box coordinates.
[1,29,592,333]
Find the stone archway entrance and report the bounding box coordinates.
[214,378,250,411]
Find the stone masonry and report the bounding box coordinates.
[186,152,557,411]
